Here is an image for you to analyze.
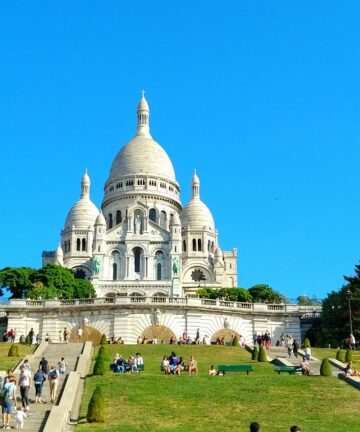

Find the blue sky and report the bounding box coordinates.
[1,1,360,300]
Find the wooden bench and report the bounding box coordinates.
[274,366,302,375]
[217,364,253,375]
[110,363,144,373]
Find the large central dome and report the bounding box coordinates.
[107,94,176,183]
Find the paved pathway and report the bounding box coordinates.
[10,343,83,431]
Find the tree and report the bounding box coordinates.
[257,345,267,362]
[99,335,107,346]
[232,335,239,347]
[248,284,285,304]
[8,344,19,357]
[297,295,321,306]
[1,264,96,300]
[0,267,36,298]
[87,385,105,423]
[303,338,311,348]
[345,349,353,363]
[93,356,106,376]
[317,262,360,347]
[252,346,259,361]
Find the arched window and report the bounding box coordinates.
[198,239,202,252]
[183,240,187,252]
[157,263,162,280]
[109,213,113,229]
[82,238,86,251]
[211,241,215,253]
[116,210,122,225]
[160,210,167,228]
[192,239,197,251]
[112,263,117,281]
[68,240,71,252]
[76,238,81,251]
[134,247,142,273]
[208,240,210,252]
[149,208,156,223]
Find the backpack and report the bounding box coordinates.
[0,388,9,404]
[49,370,58,380]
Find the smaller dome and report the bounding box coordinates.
[95,210,106,226]
[214,246,223,259]
[64,171,98,229]
[55,244,63,257]
[181,199,215,230]
[180,171,215,230]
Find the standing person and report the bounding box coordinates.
[63,327,69,343]
[1,377,16,430]
[250,422,260,431]
[33,367,46,403]
[18,365,32,411]
[58,357,67,376]
[48,366,59,404]
[287,342,293,358]
[39,357,49,374]
[14,407,27,430]
[58,330,62,343]
[293,340,299,358]
[77,326,83,342]
[304,346,312,361]
[349,334,356,350]
[188,355,198,375]
[28,328,34,344]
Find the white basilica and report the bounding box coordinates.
[42,94,238,298]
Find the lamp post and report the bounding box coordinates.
[346,289,353,336]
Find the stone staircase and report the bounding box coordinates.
[12,343,84,431]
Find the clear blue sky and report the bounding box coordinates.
[1,1,360,300]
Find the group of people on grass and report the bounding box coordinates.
[1,356,68,429]
[160,352,198,375]
[112,352,144,372]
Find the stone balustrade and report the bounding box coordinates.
[2,297,322,315]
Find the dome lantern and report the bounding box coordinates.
[136,90,151,137]
[192,169,200,198]
[81,169,90,198]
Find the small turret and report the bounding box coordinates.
[136,90,151,137]
[54,244,64,266]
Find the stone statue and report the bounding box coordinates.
[154,308,161,325]
[172,257,179,276]
[92,257,100,276]
[224,317,230,329]
[135,215,141,234]
[83,317,89,326]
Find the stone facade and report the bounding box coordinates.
[42,94,237,297]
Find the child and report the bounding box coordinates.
[208,365,217,376]
[58,357,67,376]
[15,407,27,430]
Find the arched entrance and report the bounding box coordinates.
[69,325,103,345]
[141,325,176,344]
[211,329,240,344]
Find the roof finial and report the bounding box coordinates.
[81,169,90,198]
[136,91,151,137]
[191,169,200,198]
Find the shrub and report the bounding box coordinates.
[232,335,239,347]
[8,344,19,357]
[87,385,105,423]
[252,346,259,361]
[97,346,108,361]
[99,334,107,345]
[257,345,267,362]
[25,335,31,345]
[320,358,332,377]
[303,338,311,348]
[336,349,346,363]
[345,349,353,363]
[93,355,106,376]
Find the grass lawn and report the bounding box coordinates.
[0,342,34,371]
[77,345,360,432]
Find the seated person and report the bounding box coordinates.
[113,353,120,363]
[300,356,310,375]
[116,355,125,372]
[169,351,180,373]
[188,355,198,375]
[208,365,217,376]
[345,361,360,378]
[126,356,136,372]
[161,356,170,374]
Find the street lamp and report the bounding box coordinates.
[346,290,353,336]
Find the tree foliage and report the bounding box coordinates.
[248,284,285,304]
[87,385,105,423]
[8,344,19,357]
[93,355,106,376]
[196,285,285,303]
[257,345,267,362]
[316,262,360,347]
[320,358,332,377]
[297,295,322,306]
[252,346,259,361]
[0,264,96,300]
